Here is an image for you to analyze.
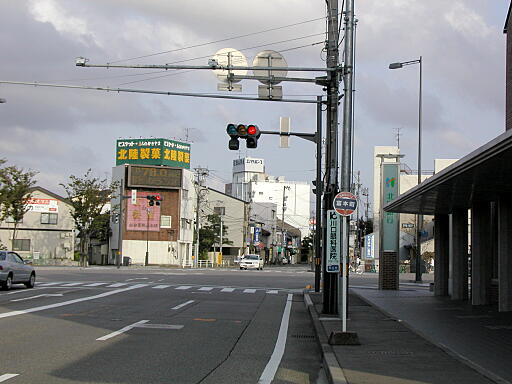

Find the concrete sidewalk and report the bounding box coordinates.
[351,286,512,384]
[306,291,496,384]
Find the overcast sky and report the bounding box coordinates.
[0,0,509,212]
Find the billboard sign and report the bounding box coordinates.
[116,138,191,169]
[126,192,161,232]
[326,210,340,273]
[232,158,265,173]
[253,227,261,245]
[26,198,59,213]
[365,233,375,259]
[382,163,399,252]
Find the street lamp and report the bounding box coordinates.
[388,56,423,283]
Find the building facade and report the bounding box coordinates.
[0,187,75,264]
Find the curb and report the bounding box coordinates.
[350,289,511,384]
[304,292,348,384]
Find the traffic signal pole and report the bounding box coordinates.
[315,96,322,292]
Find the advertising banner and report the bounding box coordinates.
[126,192,161,231]
[382,163,399,251]
[326,210,340,273]
[365,233,375,259]
[253,227,261,245]
[116,138,191,169]
[26,198,59,213]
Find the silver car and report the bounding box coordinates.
[0,251,36,290]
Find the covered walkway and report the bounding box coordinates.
[384,129,512,312]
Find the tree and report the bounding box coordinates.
[0,162,38,247]
[197,214,233,258]
[60,169,118,267]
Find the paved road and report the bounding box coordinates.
[0,265,324,384]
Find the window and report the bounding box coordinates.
[0,252,5,261]
[12,239,30,252]
[160,215,172,228]
[5,216,22,223]
[259,192,263,195]
[10,253,23,263]
[41,213,58,224]
[214,206,225,216]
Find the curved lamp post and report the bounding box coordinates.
[389,57,423,283]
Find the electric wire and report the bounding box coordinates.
[108,14,335,64]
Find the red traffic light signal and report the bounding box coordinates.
[226,123,261,150]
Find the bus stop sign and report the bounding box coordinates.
[333,192,357,216]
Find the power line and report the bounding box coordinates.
[108,15,332,64]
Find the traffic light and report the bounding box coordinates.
[312,180,323,195]
[146,195,161,206]
[246,124,260,148]
[226,123,261,150]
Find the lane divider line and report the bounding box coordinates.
[82,282,107,287]
[198,287,213,291]
[153,285,171,289]
[172,300,195,310]
[258,293,293,384]
[175,286,192,290]
[96,320,149,341]
[0,284,147,320]
[220,288,235,293]
[243,289,257,294]
[0,374,19,382]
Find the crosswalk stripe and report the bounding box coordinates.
[37,282,61,286]
[152,285,171,289]
[106,283,127,288]
[220,288,235,293]
[83,282,107,287]
[61,283,83,287]
[176,286,192,290]
[198,287,213,291]
[243,289,256,294]
[266,290,279,294]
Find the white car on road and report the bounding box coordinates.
[0,251,36,290]
[239,254,264,270]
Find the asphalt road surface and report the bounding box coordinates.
[0,265,326,384]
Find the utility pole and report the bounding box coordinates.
[322,0,342,314]
[354,171,362,264]
[194,167,209,268]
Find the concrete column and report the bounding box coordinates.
[449,209,468,300]
[434,214,449,296]
[471,203,492,306]
[498,198,512,312]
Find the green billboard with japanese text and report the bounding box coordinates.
[116,138,191,169]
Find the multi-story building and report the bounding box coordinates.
[0,186,75,264]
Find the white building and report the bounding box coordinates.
[226,157,311,240]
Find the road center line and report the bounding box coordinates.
[258,294,293,384]
[171,300,195,310]
[0,374,19,382]
[0,284,147,320]
[96,320,149,341]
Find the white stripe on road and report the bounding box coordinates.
[220,288,235,293]
[171,300,195,310]
[175,286,192,290]
[60,283,83,287]
[258,294,293,384]
[96,320,149,341]
[83,282,107,287]
[0,284,147,320]
[106,283,127,288]
[37,282,62,286]
[152,285,171,289]
[11,294,62,302]
[243,289,257,294]
[266,290,278,295]
[0,374,19,382]
[198,287,213,291]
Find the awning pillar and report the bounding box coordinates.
[434,214,449,296]
[449,209,469,300]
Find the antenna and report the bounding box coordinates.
[395,127,402,149]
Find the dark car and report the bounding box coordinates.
[0,251,36,290]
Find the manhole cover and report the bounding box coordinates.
[292,334,316,340]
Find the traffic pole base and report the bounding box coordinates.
[328,331,360,345]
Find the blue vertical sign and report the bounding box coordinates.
[326,210,340,273]
[365,233,374,259]
[382,163,399,252]
[254,227,261,245]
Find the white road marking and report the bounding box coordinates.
[0,284,147,320]
[0,374,19,382]
[266,290,278,295]
[96,320,149,341]
[6,288,42,295]
[176,286,192,290]
[106,283,127,288]
[11,294,63,302]
[171,300,195,310]
[152,285,171,289]
[243,289,257,294]
[198,287,213,291]
[83,282,107,287]
[258,294,293,384]
[133,324,183,330]
[125,278,149,281]
[37,282,62,286]
[61,283,83,287]
[220,288,235,293]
